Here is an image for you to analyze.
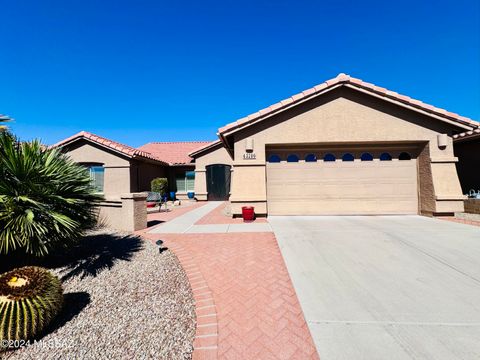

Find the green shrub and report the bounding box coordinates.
[151,178,168,196]
[0,131,102,257]
[0,266,63,346]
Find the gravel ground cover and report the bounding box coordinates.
[1,230,196,360]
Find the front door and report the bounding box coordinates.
[206,164,231,201]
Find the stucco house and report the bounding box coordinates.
[191,73,479,217]
[55,73,479,221]
[54,131,210,200]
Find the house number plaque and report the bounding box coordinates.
[243,153,256,160]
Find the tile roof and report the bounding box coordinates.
[52,131,168,165]
[138,141,213,165]
[188,139,223,158]
[218,73,479,136]
[453,129,480,142]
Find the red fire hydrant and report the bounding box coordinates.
[241,206,255,222]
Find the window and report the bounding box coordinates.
[361,153,373,161]
[342,153,354,162]
[268,154,281,163]
[399,152,412,160]
[88,166,104,193]
[380,152,392,161]
[287,154,299,162]
[176,171,195,192]
[323,153,336,162]
[305,154,317,162]
[186,171,195,191]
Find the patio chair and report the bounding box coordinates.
[147,191,168,212]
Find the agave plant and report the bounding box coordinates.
[0,131,102,257]
[0,266,63,345]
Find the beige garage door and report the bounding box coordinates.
[266,159,418,215]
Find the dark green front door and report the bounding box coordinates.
[206,164,231,201]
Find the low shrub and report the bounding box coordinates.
[151,178,168,196]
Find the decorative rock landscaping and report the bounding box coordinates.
[1,230,195,360]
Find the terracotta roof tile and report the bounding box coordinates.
[188,139,223,157]
[453,129,480,141]
[137,141,213,165]
[52,131,168,165]
[218,73,479,136]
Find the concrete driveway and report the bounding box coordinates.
[269,215,480,360]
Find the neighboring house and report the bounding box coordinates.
[453,129,480,194]
[53,131,211,200]
[191,73,479,217]
[54,73,479,219]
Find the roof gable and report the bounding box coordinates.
[52,131,168,165]
[218,73,479,139]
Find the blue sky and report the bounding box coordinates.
[1,0,479,147]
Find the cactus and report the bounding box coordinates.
[0,266,63,346]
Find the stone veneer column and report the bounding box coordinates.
[120,192,148,231]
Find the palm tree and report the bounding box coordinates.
[0,131,102,257]
[0,114,11,130]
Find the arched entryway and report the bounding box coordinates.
[206,164,231,201]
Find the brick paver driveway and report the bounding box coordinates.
[269,215,480,360]
[141,202,318,359]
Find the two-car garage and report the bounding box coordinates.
[192,74,473,217]
[266,145,420,215]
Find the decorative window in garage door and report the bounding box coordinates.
[305,154,317,162]
[287,154,299,162]
[399,152,412,160]
[267,154,281,163]
[323,153,336,162]
[342,153,355,162]
[361,153,374,161]
[380,152,393,161]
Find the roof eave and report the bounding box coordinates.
[54,134,168,166]
[218,77,478,140]
[188,140,223,158]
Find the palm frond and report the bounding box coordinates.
[0,131,103,257]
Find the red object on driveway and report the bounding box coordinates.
[146,201,156,208]
[241,206,255,221]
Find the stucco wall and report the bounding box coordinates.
[62,140,132,199]
[97,193,147,231]
[227,87,464,215]
[454,139,480,194]
[194,144,233,200]
[62,140,169,200]
[133,160,168,193]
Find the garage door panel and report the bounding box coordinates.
[267,200,417,215]
[266,160,418,215]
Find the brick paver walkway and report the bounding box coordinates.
[146,201,205,226]
[142,230,319,359]
[440,216,480,227]
[195,202,268,225]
